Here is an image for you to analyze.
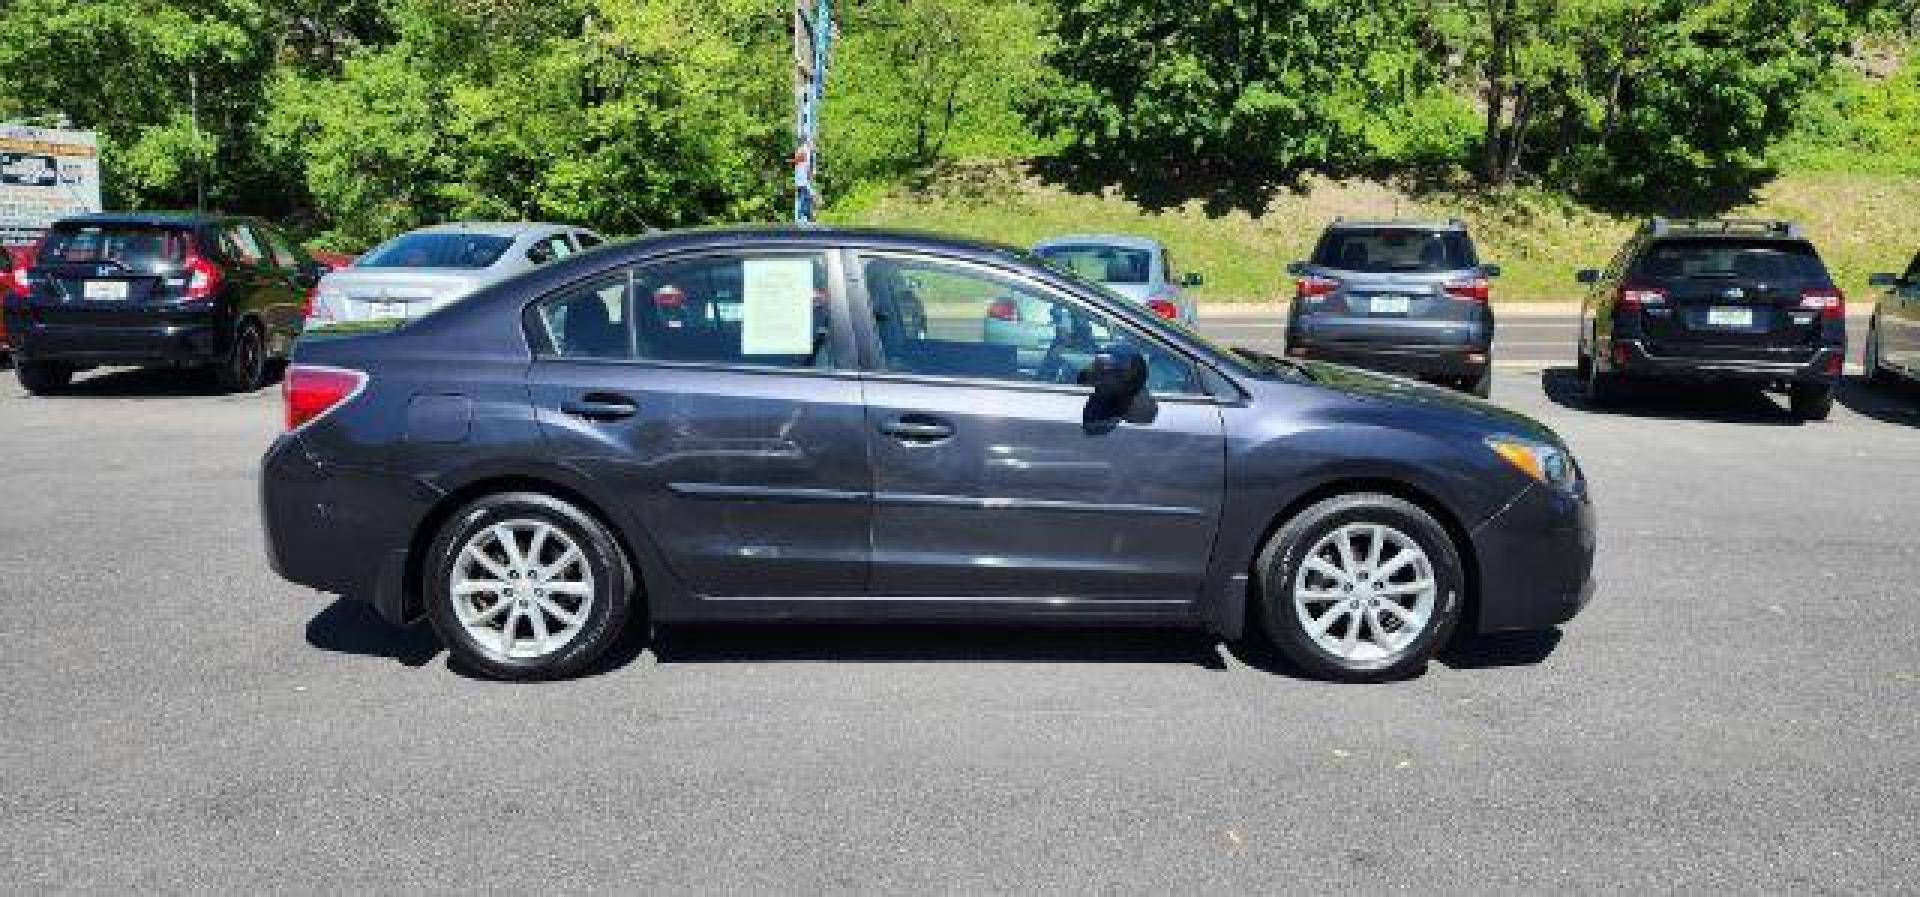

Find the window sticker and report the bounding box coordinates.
[740,258,816,355]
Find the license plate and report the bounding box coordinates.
[1370,295,1411,314]
[366,301,409,320]
[83,281,128,301]
[1707,306,1753,328]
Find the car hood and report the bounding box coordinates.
[1302,361,1561,445]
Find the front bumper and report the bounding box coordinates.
[1288,339,1490,377]
[1469,480,1597,632]
[1607,339,1843,384]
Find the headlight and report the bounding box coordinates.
[1486,436,1578,489]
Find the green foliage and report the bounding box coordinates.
[1775,52,1920,176]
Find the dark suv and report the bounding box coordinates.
[5,213,320,394]
[1575,219,1845,420]
[1285,220,1501,397]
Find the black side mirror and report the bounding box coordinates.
[1286,261,1308,277]
[1869,272,1900,288]
[1576,269,1600,284]
[1180,272,1203,288]
[1087,342,1148,404]
[1481,264,1502,278]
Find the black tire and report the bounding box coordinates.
[15,360,72,395]
[1789,381,1835,421]
[216,320,269,393]
[424,492,639,681]
[1462,364,1492,399]
[1253,493,1466,682]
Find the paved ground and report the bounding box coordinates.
[4,347,1919,891]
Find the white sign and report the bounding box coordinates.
[740,258,817,356]
[0,126,102,244]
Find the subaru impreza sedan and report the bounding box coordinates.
[262,227,1594,682]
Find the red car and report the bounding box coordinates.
[0,243,33,355]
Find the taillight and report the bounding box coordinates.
[1799,287,1845,321]
[283,365,367,431]
[1617,283,1668,310]
[1295,276,1339,300]
[184,250,223,300]
[1444,278,1490,302]
[1145,298,1179,320]
[987,297,1020,321]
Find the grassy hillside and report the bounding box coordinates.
[833,166,1920,304]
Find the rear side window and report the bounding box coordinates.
[1634,239,1828,283]
[532,253,835,370]
[1312,230,1476,273]
[358,233,513,269]
[39,225,188,269]
[224,225,266,266]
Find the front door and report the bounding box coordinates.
[851,252,1226,605]
[526,249,871,599]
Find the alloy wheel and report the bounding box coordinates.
[1291,522,1436,662]
[450,519,596,660]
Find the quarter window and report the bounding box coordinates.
[532,253,835,370]
[861,257,1199,395]
[527,234,575,266]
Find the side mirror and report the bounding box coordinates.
[1481,264,1502,278]
[1869,272,1900,288]
[1087,342,1147,403]
[1575,269,1600,284]
[1285,261,1308,277]
[1180,272,1203,288]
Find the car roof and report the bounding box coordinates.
[1326,219,1466,232]
[409,221,590,238]
[602,224,1029,260]
[50,211,237,228]
[1031,234,1164,251]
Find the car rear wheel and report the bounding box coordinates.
[424,492,638,681]
[1789,381,1835,421]
[1462,365,1492,398]
[16,360,72,395]
[216,321,270,393]
[1254,493,1465,682]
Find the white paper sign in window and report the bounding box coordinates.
[740,258,816,356]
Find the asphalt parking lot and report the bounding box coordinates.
[5,326,1919,890]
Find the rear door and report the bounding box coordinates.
[852,251,1225,606]
[1633,238,1831,358]
[526,248,871,603]
[29,223,191,327]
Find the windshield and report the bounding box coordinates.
[1312,229,1475,273]
[1634,239,1828,282]
[40,225,189,269]
[1034,244,1152,284]
[357,233,513,269]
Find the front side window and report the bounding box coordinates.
[1312,230,1476,273]
[533,253,835,370]
[260,226,302,269]
[862,256,1199,395]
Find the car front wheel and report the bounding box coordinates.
[424,492,638,681]
[1254,493,1465,682]
[1789,381,1834,421]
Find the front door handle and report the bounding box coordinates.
[879,415,953,442]
[561,394,638,421]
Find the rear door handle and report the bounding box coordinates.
[561,394,638,421]
[879,415,953,442]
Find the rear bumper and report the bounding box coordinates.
[1470,481,1597,633]
[1287,339,1489,377]
[1606,339,1842,383]
[261,434,436,624]
[7,308,229,365]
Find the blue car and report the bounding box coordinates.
[262,227,1595,681]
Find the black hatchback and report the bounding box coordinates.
[5,213,321,394]
[1575,219,1846,419]
[262,227,1595,682]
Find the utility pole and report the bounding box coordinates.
[792,0,834,223]
[189,70,205,212]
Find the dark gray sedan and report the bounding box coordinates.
[262,227,1594,682]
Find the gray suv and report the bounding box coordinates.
[1285,220,1500,396]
